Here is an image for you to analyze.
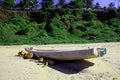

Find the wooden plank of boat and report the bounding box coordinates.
[25,48,107,60]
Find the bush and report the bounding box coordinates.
[0,23,16,43]
[106,18,120,36]
[83,10,96,21]
[48,22,69,39]
[8,15,28,28]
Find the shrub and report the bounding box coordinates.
[8,15,28,28]
[0,23,16,43]
[83,10,97,21]
[106,18,120,36]
[48,22,68,39]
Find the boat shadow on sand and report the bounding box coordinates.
[49,60,94,74]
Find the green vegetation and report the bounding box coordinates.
[0,9,120,45]
[0,0,120,45]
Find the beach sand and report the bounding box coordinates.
[0,42,120,80]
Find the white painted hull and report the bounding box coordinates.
[25,48,106,60]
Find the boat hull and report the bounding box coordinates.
[25,48,106,60]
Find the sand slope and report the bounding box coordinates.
[0,42,120,80]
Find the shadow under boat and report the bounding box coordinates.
[48,59,94,74]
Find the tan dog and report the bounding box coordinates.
[37,57,54,68]
[18,51,33,59]
[23,52,34,59]
[18,50,26,58]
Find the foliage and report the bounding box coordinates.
[83,0,94,8]
[4,0,15,8]
[83,10,96,21]
[0,23,16,43]
[9,14,28,28]
[106,8,117,19]
[69,0,85,8]
[41,0,54,9]
[0,7,120,45]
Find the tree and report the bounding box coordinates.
[83,10,96,21]
[69,0,85,8]
[107,2,117,19]
[15,0,37,10]
[107,4,117,19]
[29,0,37,9]
[83,0,93,8]
[41,0,54,9]
[23,0,30,8]
[103,6,107,11]
[56,0,66,8]
[108,2,115,9]
[0,0,4,9]
[94,2,101,10]
[4,0,15,9]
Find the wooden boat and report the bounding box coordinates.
[25,47,106,60]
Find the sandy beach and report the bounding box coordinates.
[0,42,120,80]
